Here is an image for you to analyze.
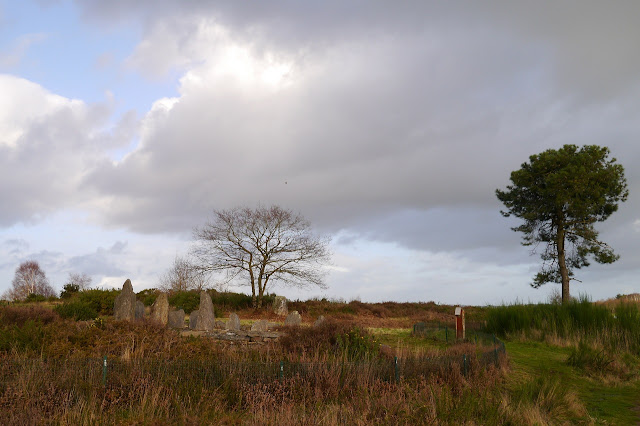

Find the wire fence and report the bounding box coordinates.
[412,321,507,372]
[0,325,506,391]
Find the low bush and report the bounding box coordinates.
[0,319,48,352]
[54,302,98,321]
[60,284,80,299]
[76,288,120,315]
[279,320,351,356]
[169,291,200,313]
[137,288,159,306]
[25,293,47,303]
[0,305,59,327]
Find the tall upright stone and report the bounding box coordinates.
[168,309,185,329]
[114,279,136,321]
[135,301,145,320]
[273,296,288,316]
[195,291,215,331]
[151,292,169,325]
[227,312,241,331]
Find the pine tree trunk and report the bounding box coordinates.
[557,222,570,304]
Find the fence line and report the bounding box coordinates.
[0,341,505,390]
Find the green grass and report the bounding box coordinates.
[506,340,640,424]
[486,297,640,354]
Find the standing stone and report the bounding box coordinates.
[167,309,185,329]
[285,310,302,326]
[250,319,269,332]
[189,310,200,330]
[151,293,169,325]
[313,315,326,327]
[135,301,145,320]
[195,291,215,331]
[114,279,136,321]
[227,312,241,331]
[273,296,288,316]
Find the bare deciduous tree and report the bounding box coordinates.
[5,261,56,301]
[158,255,209,293]
[191,205,331,309]
[67,272,92,290]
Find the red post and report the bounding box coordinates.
[455,307,465,340]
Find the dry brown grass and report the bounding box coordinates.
[0,304,517,424]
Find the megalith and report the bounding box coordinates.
[195,291,215,331]
[151,292,169,325]
[285,310,302,326]
[313,315,326,327]
[273,296,288,316]
[189,310,200,330]
[227,312,241,331]
[168,309,185,329]
[135,301,145,320]
[114,279,137,321]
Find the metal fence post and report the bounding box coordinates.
[394,356,399,384]
[102,356,107,386]
[445,326,448,343]
[279,360,284,380]
[463,354,467,377]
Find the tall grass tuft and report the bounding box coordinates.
[486,296,640,354]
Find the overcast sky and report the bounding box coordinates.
[1,1,638,305]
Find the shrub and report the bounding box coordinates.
[0,305,59,327]
[137,288,159,306]
[169,291,200,313]
[279,320,349,355]
[0,319,47,352]
[210,291,253,310]
[279,321,380,361]
[54,302,99,321]
[25,293,47,303]
[336,326,380,360]
[76,289,120,315]
[60,284,80,299]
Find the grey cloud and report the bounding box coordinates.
[76,1,640,101]
[65,241,128,276]
[4,1,638,282]
[84,18,640,250]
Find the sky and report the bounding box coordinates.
[1,1,639,305]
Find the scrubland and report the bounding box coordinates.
[0,291,638,424]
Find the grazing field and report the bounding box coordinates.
[0,291,639,424]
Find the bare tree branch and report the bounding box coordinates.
[190,205,332,308]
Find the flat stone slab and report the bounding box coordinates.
[178,329,283,343]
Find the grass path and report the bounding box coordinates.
[506,341,640,425]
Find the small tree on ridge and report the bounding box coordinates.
[6,260,56,301]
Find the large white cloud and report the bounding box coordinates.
[82,4,640,254]
[0,74,137,227]
[2,2,639,302]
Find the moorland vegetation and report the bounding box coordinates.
[0,288,639,424]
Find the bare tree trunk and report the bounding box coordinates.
[557,222,570,304]
[257,283,264,309]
